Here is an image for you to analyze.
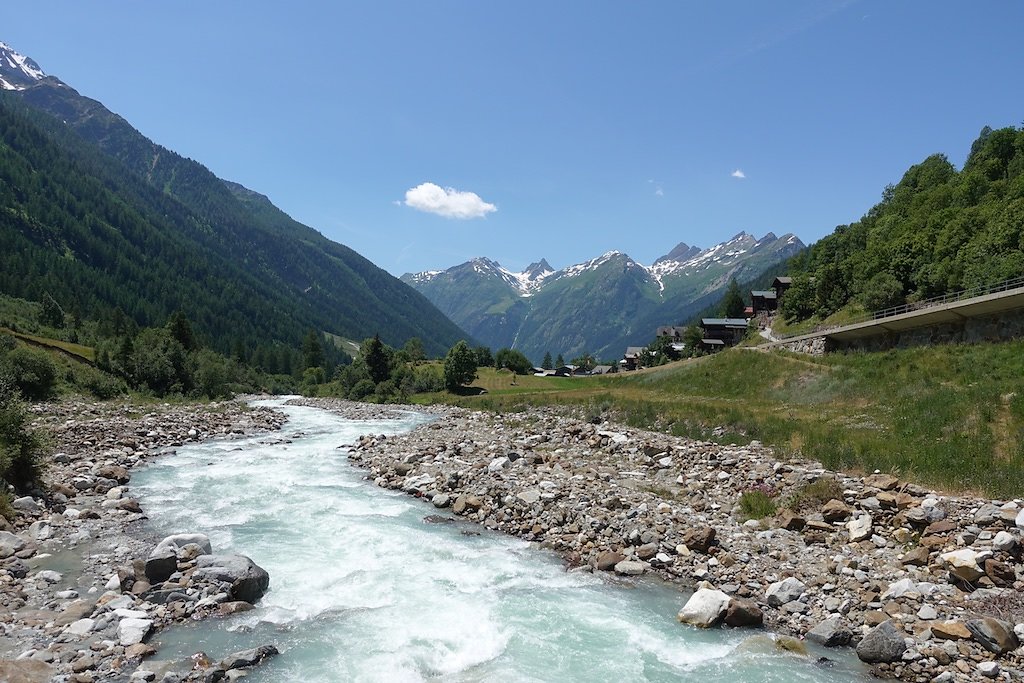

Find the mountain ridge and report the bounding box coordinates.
[402,231,804,360]
[0,41,469,357]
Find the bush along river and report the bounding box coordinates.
[131,398,870,682]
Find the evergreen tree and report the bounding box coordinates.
[363,334,390,384]
[555,353,564,367]
[542,351,553,370]
[166,310,198,352]
[720,278,746,318]
[302,329,325,370]
[40,292,65,328]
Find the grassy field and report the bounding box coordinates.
[1,327,96,363]
[426,342,1024,498]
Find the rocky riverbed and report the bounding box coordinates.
[0,397,287,683]
[4,394,1023,682]
[336,400,1024,682]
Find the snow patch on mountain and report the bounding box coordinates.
[0,42,47,91]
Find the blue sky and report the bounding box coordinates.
[5,2,1023,275]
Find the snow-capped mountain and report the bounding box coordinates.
[401,231,804,361]
[0,42,47,91]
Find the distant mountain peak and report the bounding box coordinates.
[655,242,702,264]
[0,42,48,91]
[523,258,552,279]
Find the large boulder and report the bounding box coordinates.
[765,577,806,607]
[724,598,763,627]
[117,617,153,646]
[680,526,716,554]
[856,620,907,663]
[193,554,270,603]
[939,549,987,583]
[144,546,178,584]
[806,616,852,647]
[677,587,731,628]
[967,617,1019,655]
[0,531,26,559]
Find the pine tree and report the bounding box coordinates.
[364,334,390,384]
[720,278,746,318]
[542,352,553,369]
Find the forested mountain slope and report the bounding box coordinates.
[782,125,1024,320]
[0,44,467,356]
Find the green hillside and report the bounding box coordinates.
[781,125,1024,322]
[0,93,467,357]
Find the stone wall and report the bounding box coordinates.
[776,336,827,355]
[829,307,1024,353]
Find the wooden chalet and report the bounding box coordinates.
[750,289,778,313]
[772,276,793,299]
[700,317,749,350]
[655,326,687,341]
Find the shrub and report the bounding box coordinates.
[348,378,376,401]
[0,379,47,499]
[738,490,777,520]
[783,477,843,512]
[1,346,58,401]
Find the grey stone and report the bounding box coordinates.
[145,546,178,584]
[806,616,852,647]
[219,645,279,670]
[966,617,1019,655]
[856,620,907,663]
[765,577,806,606]
[193,554,270,604]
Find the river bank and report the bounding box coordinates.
[3,394,1022,682]
[0,397,286,682]
[326,397,1024,682]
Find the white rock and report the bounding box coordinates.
[917,605,937,620]
[978,661,1000,678]
[154,533,213,556]
[66,618,95,636]
[881,578,917,600]
[993,530,1017,552]
[487,457,510,472]
[117,618,153,646]
[105,574,121,591]
[677,587,730,627]
[939,549,986,583]
[28,521,51,541]
[516,490,541,504]
[614,560,646,576]
[35,570,62,584]
[1016,508,1024,529]
[847,514,872,542]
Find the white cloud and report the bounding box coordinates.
[647,179,665,196]
[403,182,496,219]
[731,169,746,179]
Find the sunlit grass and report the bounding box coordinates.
[423,341,1024,498]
